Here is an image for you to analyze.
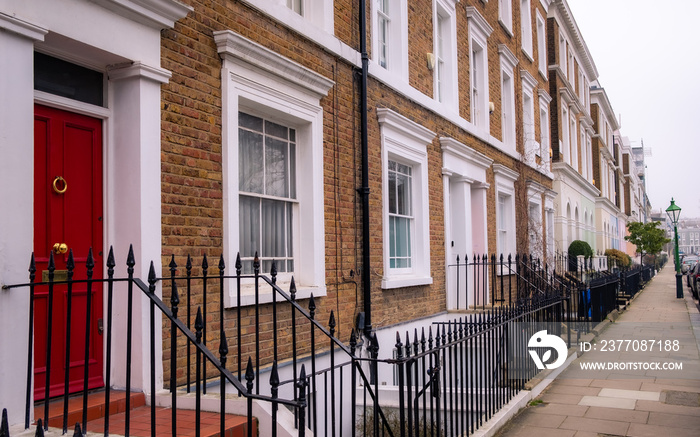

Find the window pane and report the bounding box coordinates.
[395,172,410,215]
[265,119,288,140]
[34,52,104,106]
[239,195,260,259]
[262,199,288,258]
[239,129,264,193]
[239,112,263,131]
[388,170,397,214]
[390,216,412,269]
[289,143,296,198]
[265,136,289,197]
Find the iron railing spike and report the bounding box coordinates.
[66,249,75,271]
[148,261,156,293]
[202,253,208,270]
[219,332,229,358]
[106,246,115,269]
[308,293,316,315]
[328,310,336,331]
[270,361,279,388]
[34,419,44,437]
[126,244,135,268]
[29,252,36,276]
[0,408,8,437]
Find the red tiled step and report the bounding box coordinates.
[34,390,254,437]
[87,406,255,437]
[34,390,145,429]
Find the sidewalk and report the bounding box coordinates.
[495,264,700,437]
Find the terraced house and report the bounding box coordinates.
[0,0,647,435]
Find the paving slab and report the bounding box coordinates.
[577,395,636,410]
[626,422,700,437]
[558,416,629,436]
[582,405,649,424]
[597,388,660,401]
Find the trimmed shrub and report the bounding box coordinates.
[568,240,593,271]
[605,248,631,268]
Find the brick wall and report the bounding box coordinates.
[159,0,554,386]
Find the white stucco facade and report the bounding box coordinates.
[0,0,191,425]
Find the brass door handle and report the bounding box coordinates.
[53,176,67,194]
[52,243,68,254]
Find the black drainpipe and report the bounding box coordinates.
[359,0,372,337]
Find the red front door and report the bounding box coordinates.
[33,104,104,400]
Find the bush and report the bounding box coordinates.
[605,248,631,268]
[568,240,593,271]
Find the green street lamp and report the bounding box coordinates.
[665,198,683,298]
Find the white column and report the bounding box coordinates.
[0,14,47,425]
[107,62,170,394]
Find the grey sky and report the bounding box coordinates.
[566,0,700,219]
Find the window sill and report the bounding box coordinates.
[225,283,327,308]
[381,275,433,290]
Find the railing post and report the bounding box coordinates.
[195,308,203,437]
[328,311,336,437]
[270,361,279,437]
[62,251,75,434]
[42,252,55,431]
[220,334,229,437]
[169,267,180,437]
[245,358,255,437]
[125,246,136,437]
[297,365,308,437]
[201,254,208,395]
[395,332,406,437]
[24,254,36,430]
[148,262,157,437]
[104,247,116,435]
[349,329,357,437]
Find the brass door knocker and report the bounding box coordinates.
[52,176,67,194]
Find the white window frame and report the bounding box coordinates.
[545,191,555,263]
[247,0,334,34]
[536,11,547,77]
[521,69,537,165]
[372,0,409,80]
[559,34,567,77]
[215,31,333,306]
[494,164,518,258]
[499,45,518,151]
[378,108,434,289]
[561,105,569,164]
[538,89,552,171]
[434,0,458,110]
[467,7,493,134]
[520,0,533,60]
[570,113,577,171]
[499,0,513,34]
[568,50,575,84]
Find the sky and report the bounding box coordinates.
[566,0,700,218]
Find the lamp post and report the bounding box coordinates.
[665,198,683,298]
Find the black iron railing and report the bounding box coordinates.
[4,246,314,436]
[2,246,647,437]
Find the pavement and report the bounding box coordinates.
[494,263,700,437]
